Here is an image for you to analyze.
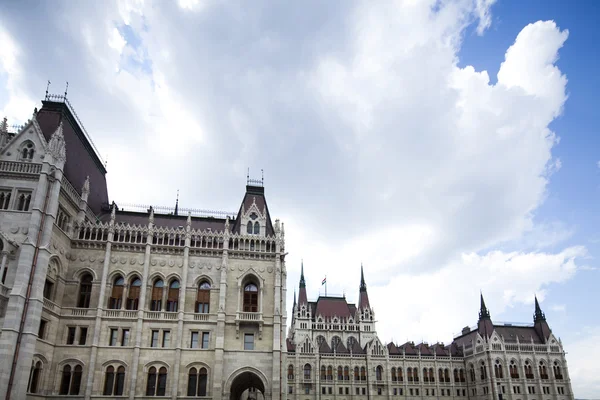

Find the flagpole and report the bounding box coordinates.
[325,275,327,296]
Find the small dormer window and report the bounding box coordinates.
[246,213,260,235]
[20,141,35,161]
[250,212,258,220]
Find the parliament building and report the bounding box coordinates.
[0,94,575,400]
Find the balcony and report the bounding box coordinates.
[235,311,263,339]
[103,309,138,319]
[144,311,178,320]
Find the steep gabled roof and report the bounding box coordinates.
[417,343,432,355]
[387,342,400,355]
[314,297,353,319]
[399,342,417,355]
[319,340,333,354]
[230,185,275,236]
[335,341,349,354]
[350,340,365,354]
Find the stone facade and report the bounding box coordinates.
[0,96,575,400]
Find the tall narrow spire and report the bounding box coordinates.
[358,263,371,310]
[298,260,308,305]
[477,292,494,338]
[174,190,179,216]
[293,289,297,309]
[534,295,546,322]
[479,292,490,320]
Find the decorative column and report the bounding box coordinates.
[272,220,283,400]
[84,204,116,399]
[0,250,8,285]
[212,217,230,399]
[171,213,191,399]
[71,176,90,237]
[128,208,154,399]
[0,122,66,399]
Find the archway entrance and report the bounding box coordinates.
[229,371,265,400]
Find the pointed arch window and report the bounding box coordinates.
[459,368,465,382]
[344,366,349,380]
[327,365,333,380]
[59,364,82,395]
[338,366,343,380]
[196,281,211,313]
[246,221,253,234]
[509,361,519,379]
[360,366,366,381]
[150,279,164,311]
[539,362,548,379]
[243,283,258,312]
[423,367,429,382]
[109,276,124,309]
[127,278,142,310]
[553,362,563,380]
[376,366,383,381]
[187,367,208,396]
[288,365,294,380]
[147,366,168,396]
[166,280,180,312]
[253,221,260,234]
[494,361,504,379]
[303,364,312,380]
[77,274,93,308]
[20,141,35,160]
[429,367,435,383]
[320,366,326,380]
[354,367,359,381]
[103,366,115,395]
[0,190,11,210]
[15,190,32,211]
[60,365,72,395]
[27,361,42,393]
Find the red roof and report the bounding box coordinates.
[314,297,354,319]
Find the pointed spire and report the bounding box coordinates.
[358,263,371,310]
[0,117,7,133]
[534,295,546,322]
[149,206,154,224]
[298,260,308,305]
[479,292,491,320]
[174,190,179,216]
[46,121,66,162]
[110,201,116,223]
[359,263,367,292]
[186,211,192,227]
[293,289,297,309]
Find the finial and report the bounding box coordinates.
[299,259,306,288]
[186,211,192,227]
[225,215,230,231]
[64,81,69,98]
[46,121,66,162]
[261,169,264,185]
[247,167,250,184]
[149,206,154,224]
[0,117,7,133]
[479,292,491,320]
[45,80,51,99]
[174,190,179,216]
[110,201,116,222]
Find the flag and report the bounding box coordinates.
[322,277,326,285]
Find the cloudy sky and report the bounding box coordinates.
[1,0,599,396]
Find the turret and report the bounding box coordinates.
[477,293,494,338]
[298,261,307,306]
[358,264,370,310]
[533,295,551,343]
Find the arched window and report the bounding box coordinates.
[454,368,460,382]
[320,366,326,380]
[187,367,208,396]
[494,361,503,379]
[70,365,82,395]
[391,367,397,381]
[154,367,167,396]
[104,366,125,395]
[166,280,180,312]
[0,190,11,210]
[429,368,435,383]
[247,221,253,234]
[146,367,157,396]
[150,279,164,311]
[288,365,294,380]
[243,283,258,312]
[539,362,548,379]
[397,367,403,382]
[480,362,487,380]
[20,141,35,160]
[354,367,359,381]
[127,278,142,310]
[423,367,429,382]
[553,361,563,380]
[438,368,444,383]
[109,276,124,309]
[60,365,72,395]
[16,191,31,211]
[338,366,343,380]
[459,368,465,382]
[376,366,383,381]
[253,221,260,235]
[303,364,311,380]
[407,367,413,382]
[327,366,333,380]
[344,366,349,380]
[198,368,207,396]
[469,364,476,382]
[77,274,93,308]
[331,336,341,349]
[28,361,42,393]
[524,361,533,379]
[413,367,419,382]
[360,366,366,381]
[196,281,211,313]
[509,361,519,379]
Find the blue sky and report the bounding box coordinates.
[0,0,599,396]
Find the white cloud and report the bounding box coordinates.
[108,27,127,55]
[567,326,600,398]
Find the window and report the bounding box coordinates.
[59,364,83,395]
[288,385,293,394]
[246,221,253,234]
[147,366,168,396]
[494,360,504,378]
[202,332,209,349]
[196,281,211,313]
[77,274,93,308]
[0,189,11,210]
[109,276,124,309]
[122,329,130,346]
[151,330,159,348]
[539,362,549,379]
[554,361,563,379]
[320,366,326,380]
[27,361,42,393]
[304,364,311,380]
[243,283,258,312]
[157,367,167,396]
[166,280,179,312]
[244,333,254,350]
[109,329,118,346]
[66,327,76,345]
[187,367,208,396]
[354,367,359,381]
[288,365,294,380]
[361,366,366,381]
[79,327,88,345]
[126,277,141,310]
[376,365,383,381]
[338,366,343,380]
[253,221,260,234]
[20,141,35,160]
[480,362,487,380]
[344,366,349,380]
[150,279,164,311]
[524,361,534,379]
[43,279,54,300]
[162,331,171,348]
[327,366,333,380]
[191,332,199,348]
[38,320,47,339]
[56,206,70,231]
[15,190,32,211]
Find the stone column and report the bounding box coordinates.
[84,204,116,399]
[0,123,66,399]
[171,213,191,399]
[272,220,283,400]
[212,217,230,399]
[128,209,154,399]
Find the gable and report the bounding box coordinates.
[0,116,48,163]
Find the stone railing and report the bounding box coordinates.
[43,298,58,311]
[144,311,178,320]
[192,313,210,321]
[104,309,137,319]
[0,160,42,175]
[65,308,90,317]
[0,283,10,297]
[236,311,263,322]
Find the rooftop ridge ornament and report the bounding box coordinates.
[114,202,236,219]
[246,168,264,187]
